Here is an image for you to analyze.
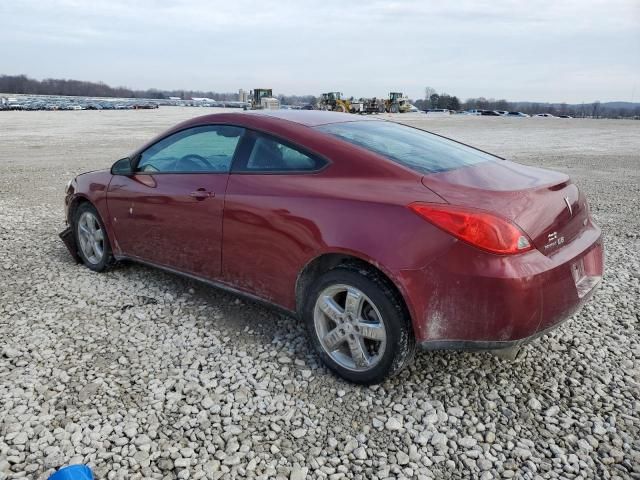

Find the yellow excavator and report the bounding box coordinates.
[318,92,352,113]
[385,92,411,113]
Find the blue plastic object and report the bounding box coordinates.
[48,465,94,480]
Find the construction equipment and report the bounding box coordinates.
[360,97,385,114]
[318,92,353,113]
[385,92,411,113]
[249,89,279,110]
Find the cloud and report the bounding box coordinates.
[1,0,638,101]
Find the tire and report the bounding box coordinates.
[73,202,113,272]
[303,266,416,384]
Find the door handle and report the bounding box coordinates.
[189,189,214,200]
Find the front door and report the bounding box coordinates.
[107,125,245,279]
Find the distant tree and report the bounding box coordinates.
[429,93,440,109]
[448,96,460,111]
[424,86,436,101]
[413,99,427,110]
[277,94,317,106]
[495,99,510,111]
[476,97,489,110]
[591,101,600,118]
[437,93,450,109]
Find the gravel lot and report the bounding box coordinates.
[1,108,639,480]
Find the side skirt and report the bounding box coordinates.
[115,255,298,318]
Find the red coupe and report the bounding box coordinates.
[61,111,603,383]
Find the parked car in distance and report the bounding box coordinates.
[507,111,531,117]
[424,109,451,116]
[463,109,482,115]
[535,113,556,117]
[481,110,501,116]
[558,115,573,118]
[496,110,509,116]
[61,110,604,384]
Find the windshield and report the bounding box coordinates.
[315,121,496,174]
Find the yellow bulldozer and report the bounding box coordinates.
[384,92,411,113]
[318,92,353,113]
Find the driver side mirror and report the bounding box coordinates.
[111,157,133,175]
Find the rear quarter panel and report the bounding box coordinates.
[222,174,452,314]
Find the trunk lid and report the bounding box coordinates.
[421,160,589,255]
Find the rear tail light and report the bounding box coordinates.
[409,203,533,255]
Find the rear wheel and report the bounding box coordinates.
[74,203,112,272]
[304,267,415,384]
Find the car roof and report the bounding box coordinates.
[133,110,381,159]
[244,109,377,127]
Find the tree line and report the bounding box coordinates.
[417,86,640,118]
[0,74,239,101]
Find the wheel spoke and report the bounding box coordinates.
[78,235,87,252]
[355,322,385,341]
[318,296,344,323]
[347,336,370,368]
[94,229,104,241]
[323,326,347,351]
[344,289,363,317]
[85,239,95,257]
[89,216,99,234]
[79,223,91,237]
[93,240,103,259]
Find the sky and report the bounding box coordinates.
[2,0,639,103]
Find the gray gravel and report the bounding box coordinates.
[1,108,639,479]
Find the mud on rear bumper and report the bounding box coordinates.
[417,274,601,354]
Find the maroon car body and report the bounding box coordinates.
[62,110,603,379]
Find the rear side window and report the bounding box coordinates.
[236,133,325,172]
[316,121,495,174]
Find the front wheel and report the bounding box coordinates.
[74,203,113,272]
[303,267,415,384]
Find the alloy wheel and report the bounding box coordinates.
[313,284,387,371]
[77,211,105,265]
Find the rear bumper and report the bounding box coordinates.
[417,302,586,351]
[399,221,604,347]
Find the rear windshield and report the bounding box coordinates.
[315,121,495,174]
